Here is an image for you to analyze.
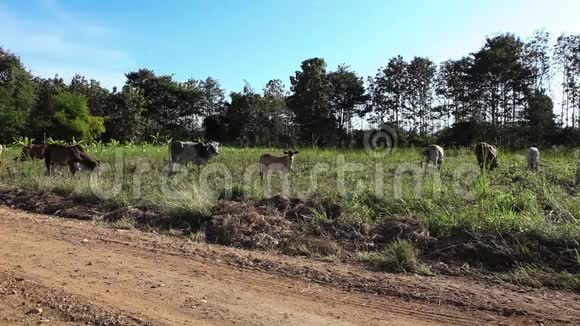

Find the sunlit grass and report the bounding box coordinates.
[0,144,578,243]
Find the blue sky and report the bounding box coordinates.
[1,0,579,94]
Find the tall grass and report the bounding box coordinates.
[0,144,578,242]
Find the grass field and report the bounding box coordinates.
[1,144,579,288]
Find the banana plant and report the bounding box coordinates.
[12,136,35,146]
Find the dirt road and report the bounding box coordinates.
[0,206,579,325]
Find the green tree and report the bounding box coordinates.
[405,57,436,135]
[28,76,67,140]
[199,77,226,116]
[50,91,105,141]
[554,34,580,128]
[0,47,35,143]
[287,58,333,145]
[471,33,533,125]
[106,85,146,142]
[183,77,226,133]
[525,91,556,145]
[125,69,204,138]
[369,56,408,126]
[262,79,293,145]
[69,74,112,117]
[435,58,475,125]
[327,64,367,145]
[225,83,262,145]
[524,30,552,93]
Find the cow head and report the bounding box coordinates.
[18,145,32,161]
[206,141,220,156]
[78,160,98,171]
[283,150,299,161]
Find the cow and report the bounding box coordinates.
[527,147,540,172]
[44,144,99,176]
[16,144,47,161]
[475,142,498,171]
[168,141,220,174]
[421,145,444,170]
[259,151,299,181]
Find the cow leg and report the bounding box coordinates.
[69,162,77,175]
[168,160,175,176]
[44,160,51,176]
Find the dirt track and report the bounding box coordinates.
[0,207,579,325]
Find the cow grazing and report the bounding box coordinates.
[168,141,220,174]
[422,145,444,170]
[475,142,498,171]
[259,151,299,181]
[527,147,540,171]
[17,144,47,161]
[44,144,99,176]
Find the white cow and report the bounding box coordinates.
[422,145,444,170]
[168,141,219,174]
[527,147,540,172]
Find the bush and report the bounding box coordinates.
[359,240,428,274]
[51,91,105,142]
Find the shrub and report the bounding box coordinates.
[359,240,428,274]
[51,91,105,142]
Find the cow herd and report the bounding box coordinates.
[0,140,549,178]
[423,142,542,172]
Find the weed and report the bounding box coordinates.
[358,240,429,274]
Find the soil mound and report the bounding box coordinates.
[257,194,342,222]
[207,201,295,250]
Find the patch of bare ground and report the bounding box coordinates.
[1,206,580,324]
[0,270,147,325]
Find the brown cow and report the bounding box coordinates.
[259,151,299,181]
[44,144,99,176]
[475,142,498,171]
[17,144,47,161]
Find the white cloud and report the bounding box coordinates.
[0,0,135,89]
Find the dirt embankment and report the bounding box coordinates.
[2,186,577,278]
[1,206,580,325]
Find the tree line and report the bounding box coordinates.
[1,30,579,148]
